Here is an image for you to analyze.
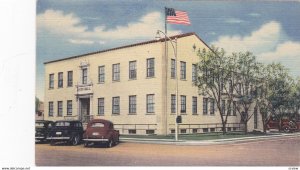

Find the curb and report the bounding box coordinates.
[120,133,300,146]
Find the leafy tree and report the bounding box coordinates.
[195,46,234,135]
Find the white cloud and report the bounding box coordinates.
[224,18,245,24]
[211,21,283,54]
[248,13,261,17]
[37,9,181,45]
[259,41,300,60]
[211,21,300,77]
[68,39,94,45]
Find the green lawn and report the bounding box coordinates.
[120,132,269,141]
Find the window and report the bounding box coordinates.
[233,101,237,116]
[203,128,209,133]
[129,61,137,79]
[98,98,104,115]
[147,58,155,77]
[192,96,197,114]
[57,101,63,117]
[180,95,186,113]
[129,95,136,114]
[254,107,258,129]
[98,66,105,83]
[171,94,176,114]
[203,98,208,115]
[227,127,232,132]
[237,83,242,94]
[58,72,63,88]
[67,71,73,87]
[221,100,226,115]
[112,97,120,114]
[49,74,54,89]
[67,100,72,115]
[82,68,88,84]
[171,59,176,78]
[192,129,198,133]
[210,98,215,115]
[180,61,186,80]
[147,94,155,113]
[48,102,53,116]
[229,80,233,93]
[192,64,197,82]
[180,129,187,134]
[146,130,155,134]
[210,128,215,132]
[227,100,232,116]
[112,64,120,81]
[128,129,136,134]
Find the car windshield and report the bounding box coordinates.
[91,122,105,128]
[55,122,70,126]
[35,122,45,127]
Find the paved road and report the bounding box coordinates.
[36,136,300,166]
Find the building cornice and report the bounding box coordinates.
[44,32,210,64]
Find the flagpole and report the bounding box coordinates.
[164,7,169,136]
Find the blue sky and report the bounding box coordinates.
[36,0,300,100]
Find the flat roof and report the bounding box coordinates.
[44,32,210,64]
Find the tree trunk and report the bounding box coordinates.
[244,122,248,134]
[222,123,227,135]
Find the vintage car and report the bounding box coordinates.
[267,115,300,133]
[35,120,54,142]
[83,119,119,147]
[47,120,84,145]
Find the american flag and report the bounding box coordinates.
[165,7,191,25]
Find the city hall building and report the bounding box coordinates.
[44,32,262,135]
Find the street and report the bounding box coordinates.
[35,136,300,166]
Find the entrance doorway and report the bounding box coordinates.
[80,98,90,122]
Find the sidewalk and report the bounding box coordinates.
[120,132,300,146]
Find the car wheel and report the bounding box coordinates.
[72,135,80,146]
[84,141,89,147]
[107,139,113,148]
[283,126,290,133]
[114,136,119,145]
[50,140,55,146]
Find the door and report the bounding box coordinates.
[80,98,90,122]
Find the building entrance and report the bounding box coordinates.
[79,98,90,122]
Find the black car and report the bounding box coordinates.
[47,120,84,146]
[35,120,54,143]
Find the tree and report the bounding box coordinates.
[195,46,234,135]
[231,52,261,134]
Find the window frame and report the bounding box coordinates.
[192,96,197,114]
[192,64,197,82]
[171,94,176,114]
[112,97,120,114]
[112,63,120,81]
[171,59,176,79]
[98,98,104,115]
[98,66,105,83]
[67,71,73,87]
[180,61,186,80]
[48,101,53,116]
[67,100,72,115]
[129,61,137,80]
[57,101,63,117]
[49,74,54,89]
[203,97,208,115]
[82,68,88,84]
[180,95,186,113]
[129,95,137,114]
[147,58,155,77]
[146,94,155,113]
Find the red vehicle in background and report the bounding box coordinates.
[83,119,119,148]
[266,114,300,133]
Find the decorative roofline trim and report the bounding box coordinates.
[44,32,210,64]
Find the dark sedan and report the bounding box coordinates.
[47,120,84,146]
[35,120,54,143]
[83,119,119,148]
